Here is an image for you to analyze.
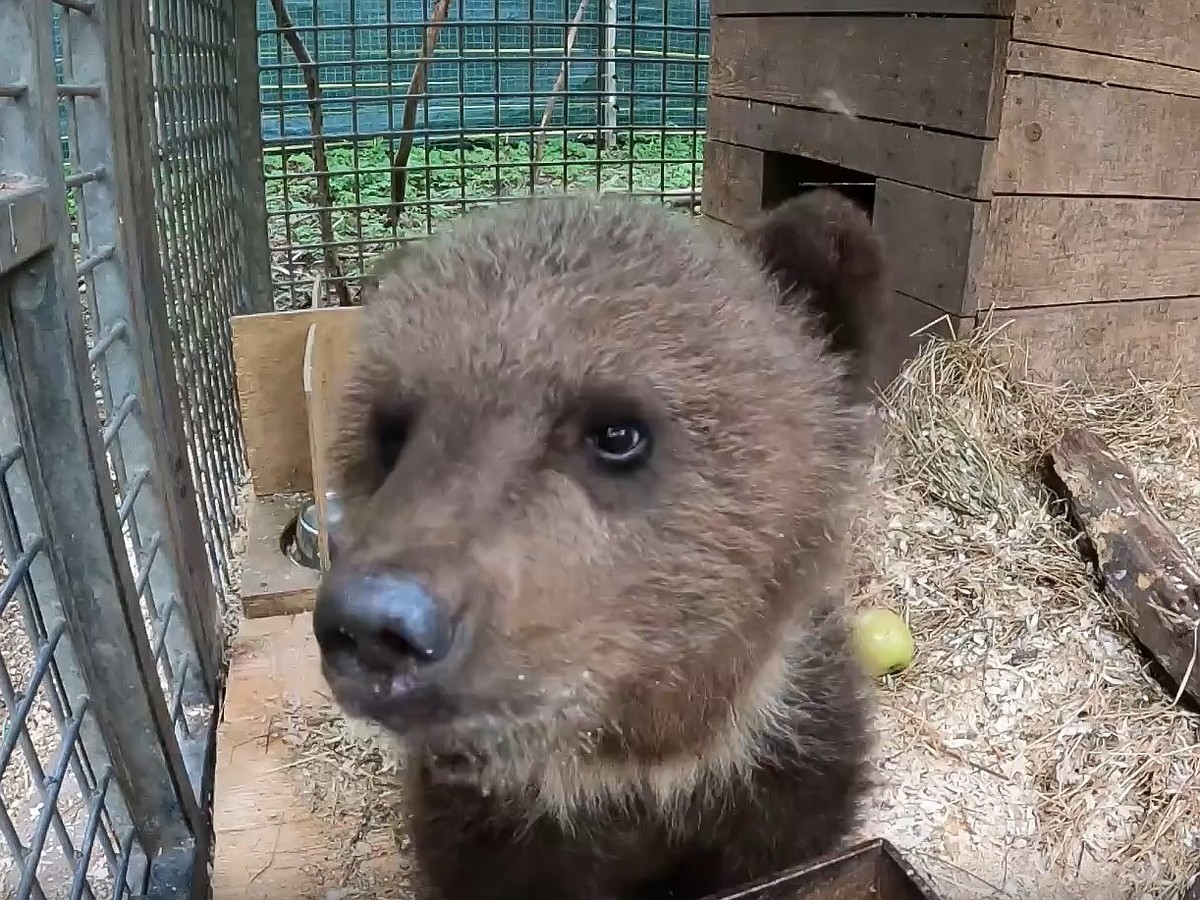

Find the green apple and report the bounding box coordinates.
[853,608,915,678]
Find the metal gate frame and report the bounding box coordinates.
[0,1,270,897]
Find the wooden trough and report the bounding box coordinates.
[700,0,1200,398]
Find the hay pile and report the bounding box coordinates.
[280,319,1200,899]
[848,317,1200,899]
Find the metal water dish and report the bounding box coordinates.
[292,491,344,570]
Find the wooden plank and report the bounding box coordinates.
[212,614,415,899]
[1007,41,1200,99]
[977,196,1200,308]
[713,0,1013,15]
[303,319,350,570]
[0,179,52,276]
[988,298,1200,417]
[706,95,992,199]
[239,493,319,619]
[302,326,328,569]
[993,75,1200,198]
[1040,428,1200,706]
[870,293,973,391]
[700,140,766,226]
[709,16,1008,138]
[1012,0,1200,73]
[232,307,360,496]
[872,180,988,316]
[696,213,743,243]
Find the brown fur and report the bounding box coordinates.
[314,190,887,899]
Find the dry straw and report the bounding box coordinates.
[277,315,1200,899]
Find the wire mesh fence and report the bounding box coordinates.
[0,0,262,897]
[256,0,712,308]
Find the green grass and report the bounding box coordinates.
[262,132,705,308]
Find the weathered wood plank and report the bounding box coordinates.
[977,196,1200,308]
[0,179,52,276]
[701,140,766,226]
[239,493,319,619]
[1040,428,1200,707]
[232,307,360,496]
[872,180,988,316]
[988,298,1200,419]
[871,293,973,391]
[1007,41,1200,99]
[696,213,742,243]
[706,95,992,199]
[993,75,1200,197]
[212,614,413,898]
[713,0,1013,15]
[1012,0,1200,72]
[710,16,1008,138]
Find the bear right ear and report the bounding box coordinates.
[738,189,887,395]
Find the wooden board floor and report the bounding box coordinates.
[212,613,415,899]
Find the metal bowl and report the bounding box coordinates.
[291,491,344,570]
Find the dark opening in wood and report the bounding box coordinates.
[760,150,877,220]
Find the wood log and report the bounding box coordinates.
[1041,427,1200,706]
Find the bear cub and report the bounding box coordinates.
[313,189,888,900]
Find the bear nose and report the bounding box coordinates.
[313,570,455,676]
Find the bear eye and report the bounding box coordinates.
[371,409,410,473]
[585,421,652,471]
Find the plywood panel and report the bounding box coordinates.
[989,298,1200,417]
[872,181,988,316]
[701,140,766,226]
[232,307,361,496]
[706,95,992,199]
[993,75,1200,197]
[1012,0,1200,72]
[977,197,1200,308]
[212,614,415,899]
[1007,41,1200,99]
[710,16,1008,138]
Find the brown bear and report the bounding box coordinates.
[313,188,887,900]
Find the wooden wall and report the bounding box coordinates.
[701,0,1200,399]
[981,3,1200,394]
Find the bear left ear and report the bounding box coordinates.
[738,189,887,394]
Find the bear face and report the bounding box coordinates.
[313,190,885,822]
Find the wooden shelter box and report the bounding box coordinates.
[700,0,1200,398]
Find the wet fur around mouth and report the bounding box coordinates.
[316,190,889,900]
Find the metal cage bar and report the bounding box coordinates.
[255,0,710,309]
[0,0,250,896]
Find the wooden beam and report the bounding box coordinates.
[977,196,1200,308]
[1007,41,1200,100]
[700,140,766,226]
[709,15,1009,138]
[993,74,1200,197]
[1012,0,1200,72]
[872,180,989,316]
[713,0,1014,15]
[706,95,993,199]
[1041,428,1200,707]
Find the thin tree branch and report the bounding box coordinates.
[530,0,592,188]
[386,0,455,228]
[268,0,351,307]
